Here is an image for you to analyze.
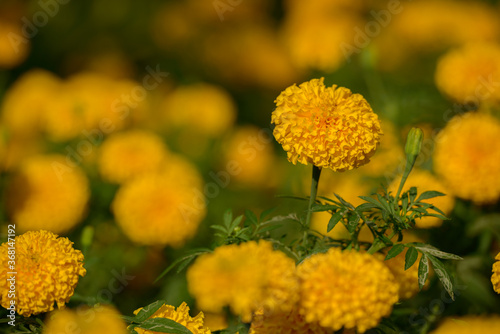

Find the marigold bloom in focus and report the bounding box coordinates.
[492,252,500,294]
[187,241,299,322]
[98,130,169,184]
[6,155,90,234]
[250,308,329,334]
[133,302,211,334]
[272,78,382,171]
[435,43,500,105]
[434,113,500,204]
[0,230,86,316]
[430,315,500,334]
[389,169,455,228]
[297,248,398,333]
[43,305,127,334]
[112,154,206,247]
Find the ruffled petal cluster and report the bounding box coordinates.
[272,78,382,172]
[43,305,127,334]
[187,240,299,322]
[297,248,399,333]
[133,302,211,334]
[433,113,500,204]
[492,252,500,294]
[0,230,86,316]
[6,154,90,234]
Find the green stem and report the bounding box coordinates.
[478,230,493,255]
[302,166,322,245]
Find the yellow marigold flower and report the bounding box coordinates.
[204,313,228,332]
[388,169,455,228]
[162,83,236,137]
[98,130,169,184]
[43,305,127,334]
[112,154,206,247]
[272,78,382,172]
[0,230,86,316]
[297,248,398,333]
[430,315,500,334]
[220,125,278,188]
[382,251,423,300]
[435,43,500,105]
[0,20,29,69]
[1,69,61,137]
[133,302,211,334]
[434,113,500,204]
[250,308,329,334]
[492,252,500,294]
[6,155,90,234]
[187,241,299,323]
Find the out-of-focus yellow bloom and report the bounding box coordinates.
[282,0,365,72]
[133,302,211,334]
[374,0,500,70]
[434,113,500,204]
[43,305,127,334]
[203,313,228,332]
[272,78,382,171]
[382,250,423,300]
[388,169,455,228]
[250,308,329,334]
[6,155,90,234]
[112,154,206,247]
[162,83,236,137]
[98,130,169,184]
[435,43,500,105]
[297,248,398,333]
[187,241,299,322]
[0,20,29,69]
[202,24,300,90]
[0,230,86,316]
[220,125,278,188]
[1,69,61,137]
[492,252,500,294]
[360,121,404,177]
[430,315,500,334]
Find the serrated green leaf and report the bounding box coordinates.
[376,193,392,213]
[385,244,405,260]
[259,207,277,221]
[334,193,355,209]
[244,210,258,225]
[133,300,167,322]
[427,255,455,300]
[355,202,378,212]
[311,204,339,212]
[417,190,445,201]
[327,212,343,232]
[347,214,360,234]
[424,213,450,221]
[415,245,462,260]
[359,196,384,210]
[418,254,429,290]
[135,318,193,334]
[235,227,252,240]
[405,247,418,270]
[223,210,233,228]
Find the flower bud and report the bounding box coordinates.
[405,127,424,169]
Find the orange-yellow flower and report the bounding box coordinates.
[272,78,382,172]
[0,231,86,316]
[492,252,500,294]
[430,315,500,334]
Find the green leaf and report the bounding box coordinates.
[256,224,282,234]
[154,249,210,283]
[176,257,197,273]
[418,254,430,290]
[401,193,409,211]
[229,215,244,231]
[404,247,418,270]
[133,300,167,322]
[376,193,392,213]
[223,210,233,228]
[327,212,343,232]
[415,245,462,260]
[244,210,258,225]
[259,207,277,221]
[334,193,355,209]
[347,214,360,234]
[359,196,384,210]
[417,190,445,201]
[311,204,340,212]
[428,255,455,300]
[385,244,405,261]
[355,202,378,212]
[424,213,450,221]
[210,225,228,233]
[134,318,193,334]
